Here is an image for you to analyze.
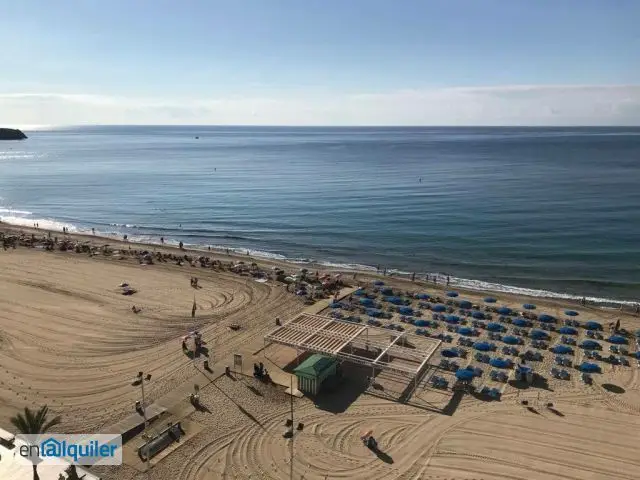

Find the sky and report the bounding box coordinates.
[1,0,639,126]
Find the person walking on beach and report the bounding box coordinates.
[446,276,450,286]
[411,272,415,282]
[160,236,164,244]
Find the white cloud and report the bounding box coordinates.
[1,85,639,126]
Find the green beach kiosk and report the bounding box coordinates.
[293,354,338,395]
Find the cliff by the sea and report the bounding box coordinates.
[0,128,27,140]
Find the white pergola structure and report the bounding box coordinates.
[264,313,441,389]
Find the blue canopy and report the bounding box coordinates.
[416,293,430,300]
[578,362,601,373]
[551,345,573,355]
[512,318,530,327]
[487,322,504,332]
[329,302,342,309]
[608,335,628,345]
[635,352,640,360]
[384,296,404,305]
[484,297,497,303]
[366,308,383,317]
[473,341,494,351]
[497,307,512,315]
[459,300,472,309]
[445,315,461,324]
[446,291,459,297]
[516,364,532,374]
[490,357,512,368]
[502,335,519,345]
[380,287,393,295]
[472,311,486,319]
[580,340,601,350]
[530,329,549,340]
[585,321,602,330]
[432,304,447,312]
[442,348,459,358]
[398,306,414,315]
[373,280,385,286]
[414,319,429,327]
[564,310,579,316]
[354,289,366,296]
[538,314,555,323]
[359,298,375,306]
[523,303,536,310]
[455,368,475,381]
[558,326,578,335]
[457,326,475,336]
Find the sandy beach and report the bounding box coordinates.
[2,223,640,480]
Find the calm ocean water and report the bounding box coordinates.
[1,126,639,303]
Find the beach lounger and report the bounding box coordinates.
[490,370,499,381]
[582,373,592,385]
[551,367,561,378]
[560,369,570,380]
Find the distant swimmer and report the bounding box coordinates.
[419,177,422,183]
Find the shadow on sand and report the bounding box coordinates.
[602,383,625,394]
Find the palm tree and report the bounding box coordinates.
[10,405,62,480]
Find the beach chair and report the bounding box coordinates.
[473,367,483,377]
[489,388,501,399]
[582,373,592,385]
[560,369,570,380]
[555,356,565,365]
[620,356,630,366]
[498,372,509,382]
[551,367,561,378]
[620,347,629,355]
[490,370,499,381]
[445,334,454,343]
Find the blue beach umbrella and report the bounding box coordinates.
[445,315,461,324]
[373,280,384,286]
[366,308,383,317]
[455,368,475,382]
[359,298,375,306]
[558,326,578,335]
[635,352,640,360]
[551,345,573,355]
[414,319,429,327]
[564,310,579,317]
[490,358,512,369]
[580,340,601,350]
[487,322,504,332]
[512,318,530,327]
[497,307,512,315]
[608,335,628,345]
[578,362,601,373]
[523,303,536,310]
[446,291,459,298]
[530,329,549,340]
[381,287,393,295]
[473,341,494,352]
[398,306,414,315]
[484,297,497,303]
[584,321,603,331]
[384,296,404,305]
[442,348,460,358]
[472,311,486,320]
[354,289,366,296]
[432,304,447,313]
[459,300,472,309]
[329,302,342,309]
[538,314,555,323]
[457,326,475,336]
[502,335,519,345]
[416,293,430,300]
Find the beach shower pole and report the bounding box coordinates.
[289,376,294,480]
[136,372,152,474]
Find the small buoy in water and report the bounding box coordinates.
[195,136,199,139]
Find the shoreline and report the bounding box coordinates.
[2,221,638,313]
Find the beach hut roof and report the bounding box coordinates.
[294,354,337,379]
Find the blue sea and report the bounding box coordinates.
[1,126,639,303]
